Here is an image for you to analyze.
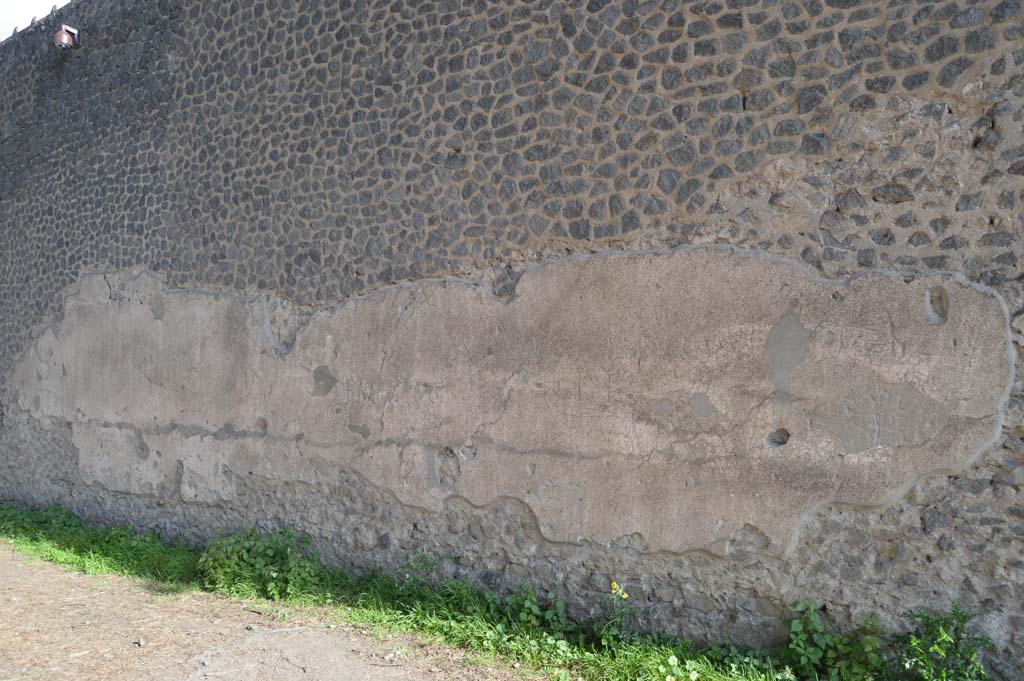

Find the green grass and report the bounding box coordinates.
[0,503,197,583]
[0,502,991,681]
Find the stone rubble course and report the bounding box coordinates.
[1,0,1023,675]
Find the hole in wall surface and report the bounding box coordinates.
[925,285,948,325]
[765,428,790,448]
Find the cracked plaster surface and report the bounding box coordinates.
[13,246,1012,555]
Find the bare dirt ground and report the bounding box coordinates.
[0,546,536,681]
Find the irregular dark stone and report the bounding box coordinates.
[768,139,797,154]
[774,119,805,136]
[924,36,959,64]
[820,210,847,230]
[965,28,996,53]
[569,219,591,239]
[709,164,733,179]
[804,31,834,49]
[980,232,1013,247]
[837,190,867,213]
[856,248,876,267]
[974,129,1000,150]
[800,133,830,154]
[746,90,774,111]
[922,507,950,533]
[688,19,713,37]
[797,85,827,114]
[657,169,681,194]
[955,192,983,211]
[666,140,697,166]
[951,6,985,27]
[895,211,918,228]
[730,60,763,86]
[849,6,880,22]
[991,0,1021,22]
[849,94,876,111]
[838,27,863,51]
[621,210,641,232]
[930,217,953,234]
[829,64,863,90]
[756,19,783,41]
[865,76,895,93]
[902,72,930,90]
[675,178,703,202]
[908,231,932,246]
[560,13,576,37]
[720,94,744,112]
[734,150,764,172]
[869,228,895,245]
[745,47,770,68]
[769,58,796,78]
[887,49,917,70]
[871,183,914,204]
[718,13,744,28]
[937,57,974,87]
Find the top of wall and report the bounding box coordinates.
[1,0,1022,384]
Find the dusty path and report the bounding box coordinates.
[0,546,531,681]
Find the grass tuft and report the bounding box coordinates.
[0,503,197,583]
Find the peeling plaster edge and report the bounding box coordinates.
[784,270,1017,557]
[6,243,1018,563]
[72,241,1018,314]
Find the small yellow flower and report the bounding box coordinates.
[610,580,630,600]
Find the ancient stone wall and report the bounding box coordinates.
[1,0,1022,674]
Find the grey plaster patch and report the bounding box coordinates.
[766,307,813,405]
[689,393,719,418]
[312,366,338,397]
[13,248,1012,555]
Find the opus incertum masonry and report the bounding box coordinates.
[1,0,1022,675]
